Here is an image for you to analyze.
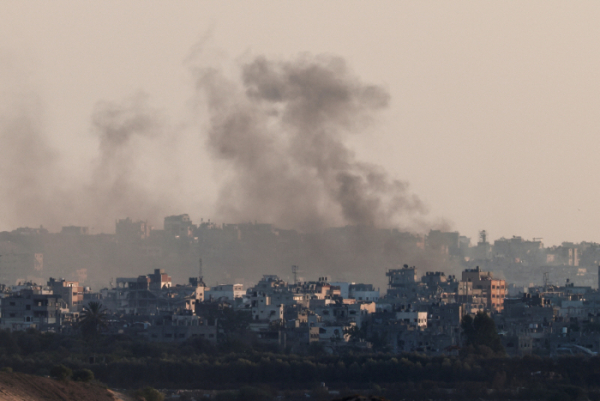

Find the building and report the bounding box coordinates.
[458,266,507,312]
[148,269,172,291]
[395,310,428,327]
[47,278,84,312]
[386,265,420,301]
[427,230,460,255]
[349,284,379,302]
[0,250,43,285]
[116,218,152,242]
[164,214,194,238]
[0,290,63,331]
[250,292,284,323]
[60,226,89,235]
[140,312,218,343]
[205,284,244,301]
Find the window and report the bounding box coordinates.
[9,313,15,318]
[26,305,31,310]
[9,302,15,306]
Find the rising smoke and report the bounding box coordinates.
[85,93,174,227]
[1,51,429,235]
[0,67,178,232]
[0,51,451,288]
[195,54,426,232]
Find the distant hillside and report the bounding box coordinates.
[0,371,128,401]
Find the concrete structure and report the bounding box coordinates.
[164,214,194,238]
[250,292,284,323]
[205,284,244,301]
[141,312,218,343]
[386,265,420,301]
[459,266,507,312]
[116,218,152,242]
[60,226,89,235]
[0,250,43,285]
[47,278,84,312]
[395,310,428,327]
[0,290,63,331]
[349,284,379,302]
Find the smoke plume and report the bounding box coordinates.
[0,66,178,232]
[195,55,426,231]
[84,93,174,226]
[1,52,429,236]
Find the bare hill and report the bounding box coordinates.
[0,371,126,401]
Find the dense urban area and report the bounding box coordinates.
[1,215,600,401]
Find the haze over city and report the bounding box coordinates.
[2,2,600,246]
[3,4,600,400]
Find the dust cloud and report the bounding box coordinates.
[194,54,426,232]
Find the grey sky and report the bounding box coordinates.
[1,1,599,245]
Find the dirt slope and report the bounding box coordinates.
[0,371,121,401]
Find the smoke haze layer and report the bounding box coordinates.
[195,55,426,232]
[1,52,429,235]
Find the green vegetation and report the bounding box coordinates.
[72,368,94,382]
[79,302,108,339]
[461,312,505,355]
[134,387,165,401]
[50,364,72,381]
[0,328,598,400]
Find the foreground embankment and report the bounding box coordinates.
[0,371,127,401]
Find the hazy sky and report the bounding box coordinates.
[1,1,600,246]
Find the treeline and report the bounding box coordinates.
[0,329,600,400]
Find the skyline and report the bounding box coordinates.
[2,2,600,246]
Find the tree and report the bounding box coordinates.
[461,312,505,354]
[134,387,164,401]
[79,301,108,339]
[50,364,72,381]
[73,368,94,382]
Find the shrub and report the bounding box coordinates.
[134,387,165,401]
[50,364,72,381]
[72,368,94,382]
[0,367,12,373]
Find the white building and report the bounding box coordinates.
[205,284,244,301]
[330,282,350,299]
[250,292,284,323]
[349,284,379,302]
[395,310,428,327]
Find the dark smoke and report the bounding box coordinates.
[84,92,173,227]
[195,55,426,232]
[0,93,61,228]
[1,53,430,237]
[0,79,177,232]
